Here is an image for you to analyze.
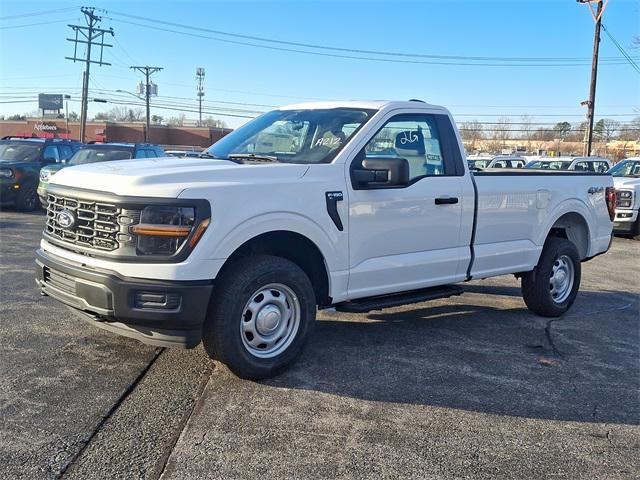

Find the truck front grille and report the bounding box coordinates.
[45,193,121,251]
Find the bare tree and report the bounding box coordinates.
[520,115,534,152]
[201,116,227,128]
[597,118,620,154]
[166,114,186,126]
[459,120,484,152]
[490,117,511,153]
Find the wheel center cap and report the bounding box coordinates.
[256,304,281,334]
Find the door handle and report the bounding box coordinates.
[435,197,459,205]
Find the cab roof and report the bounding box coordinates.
[278,100,445,112]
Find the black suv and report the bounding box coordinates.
[0,137,82,211]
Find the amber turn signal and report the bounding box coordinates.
[188,218,211,247]
[131,224,192,237]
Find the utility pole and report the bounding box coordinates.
[196,67,205,127]
[130,66,163,142]
[578,0,608,156]
[66,7,113,142]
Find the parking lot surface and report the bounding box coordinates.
[1,209,638,479]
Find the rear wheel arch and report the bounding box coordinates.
[546,212,590,260]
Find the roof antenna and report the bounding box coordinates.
[408,99,425,103]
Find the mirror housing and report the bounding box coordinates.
[42,157,57,165]
[352,157,410,189]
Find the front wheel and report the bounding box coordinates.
[202,254,316,380]
[15,182,39,212]
[521,237,581,317]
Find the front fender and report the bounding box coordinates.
[206,211,346,274]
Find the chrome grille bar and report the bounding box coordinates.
[45,193,121,251]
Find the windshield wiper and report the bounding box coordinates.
[228,153,280,163]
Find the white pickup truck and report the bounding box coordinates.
[36,100,615,379]
[610,157,640,239]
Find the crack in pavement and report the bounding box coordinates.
[57,348,164,478]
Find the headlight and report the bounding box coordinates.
[0,168,14,178]
[40,170,51,182]
[130,205,208,256]
[618,199,632,208]
[617,190,632,199]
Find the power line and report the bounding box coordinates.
[601,24,640,74]
[108,17,636,68]
[105,9,638,64]
[66,7,114,142]
[0,6,80,21]
[0,19,74,30]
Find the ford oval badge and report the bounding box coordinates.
[57,209,76,230]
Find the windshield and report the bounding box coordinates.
[69,148,133,165]
[526,160,572,170]
[204,108,375,164]
[0,142,43,162]
[609,160,640,177]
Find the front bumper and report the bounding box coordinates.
[37,184,48,207]
[35,248,214,348]
[613,209,639,234]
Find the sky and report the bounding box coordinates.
[0,0,638,129]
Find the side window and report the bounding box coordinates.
[362,114,445,181]
[43,145,59,162]
[134,149,146,159]
[143,149,156,158]
[594,161,608,172]
[574,161,590,171]
[59,145,72,160]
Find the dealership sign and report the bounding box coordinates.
[34,121,58,132]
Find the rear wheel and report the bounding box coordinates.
[202,254,316,380]
[15,182,39,212]
[521,237,581,317]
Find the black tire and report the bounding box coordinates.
[15,182,39,212]
[203,254,316,380]
[521,237,581,317]
[632,215,640,241]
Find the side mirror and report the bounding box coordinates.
[42,157,57,165]
[352,157,410,189]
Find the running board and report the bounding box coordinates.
[333,285,464,313]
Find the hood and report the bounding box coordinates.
[0,159,33,168]
[42,163,66,174]
[613,177,640,190]
[49,156,310,198]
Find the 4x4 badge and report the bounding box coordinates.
[57,210,76,230]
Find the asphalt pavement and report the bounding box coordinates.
[1,209,638,479]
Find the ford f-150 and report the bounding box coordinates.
[35,100,615,379]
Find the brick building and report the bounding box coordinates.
[0,118,232,148]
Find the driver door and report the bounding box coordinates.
[347,113,467,299]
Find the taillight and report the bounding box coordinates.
[605,187,616,222]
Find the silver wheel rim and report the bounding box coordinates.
[240,283,301,359]
[549,254,574,304]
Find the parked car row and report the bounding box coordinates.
[0,137,168,212]
[467,154,612,173]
